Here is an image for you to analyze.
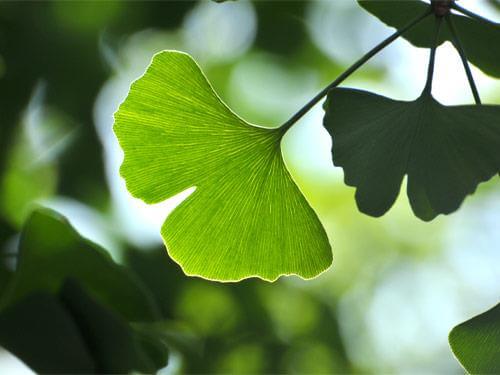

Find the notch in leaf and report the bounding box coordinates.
[114,51,332,282]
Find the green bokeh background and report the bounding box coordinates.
[0,1,499,373]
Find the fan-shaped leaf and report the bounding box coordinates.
[114,51,332,281]
[449,303,500,374]
[358,0,500,77]
[323,88,500,220]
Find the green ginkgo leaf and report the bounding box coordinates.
[358,0,500,77]
[323,88,500,221]
[114,51,332,281]
[449,303,500,374]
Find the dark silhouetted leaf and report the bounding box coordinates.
[59,278,167,373]
[323,88,500,220]
[0,208,159,321]
[0,291,95,373]
[114,51,332,281]
[449,303,500,374]
[0,279,169,374]
[358,0,500,77]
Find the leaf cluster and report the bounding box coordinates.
[0,209,170,373]
[115,0,500,280]
[114,1,500,370]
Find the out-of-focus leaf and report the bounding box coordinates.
[114,50,332,281]
[358,0,500,77]
[0,119,57,228]
[489,0,500,11]
[0,279,169,374]
[0,208,159,321]
[323,88,500,220]
[0,88,76,228]
[253,1,307,55]
[0,291,95,373]
[59,278,166,373]
[449,303,500,374]
[133,321,202,359]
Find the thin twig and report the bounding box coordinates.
[445,15,482,104]
[451,2,498,26]
[280,8,433,131]
[423,16,444,95]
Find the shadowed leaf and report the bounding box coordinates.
[0,280,169,374]
[323,88,500,220]
[0,208,159,321]
[449,303,500,374]
[0,292,95,373]
[59,279,167,373]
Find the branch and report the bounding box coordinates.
[451,2,498,26]
[423,16,444,95]
[280,8,432,131]
[445,15,481,104]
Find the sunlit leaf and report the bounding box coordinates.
[449,303,500,374]
[358,0,500,77]
[323,88,500,220]
[114,51,332,281]
[0,208,159,321]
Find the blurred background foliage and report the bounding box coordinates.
[0,0,499,373]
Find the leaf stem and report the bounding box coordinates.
[423,16,443,95]
[280,8,432,131]
[445,15,481,104]
[451,2,498,25]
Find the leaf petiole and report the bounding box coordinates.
[281,7,433,131]
[451,2,498,26]
[422,16,444,95]
[445,15,482,104]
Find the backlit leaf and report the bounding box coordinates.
[449,303,500,374]
[358,0,500,77]
[114,51,332,281]
[323,88,500,220]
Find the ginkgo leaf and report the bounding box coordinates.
[323,88,500,221]
[449,303,500,374]
[358,0,500,77]
[114,51,332,282]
